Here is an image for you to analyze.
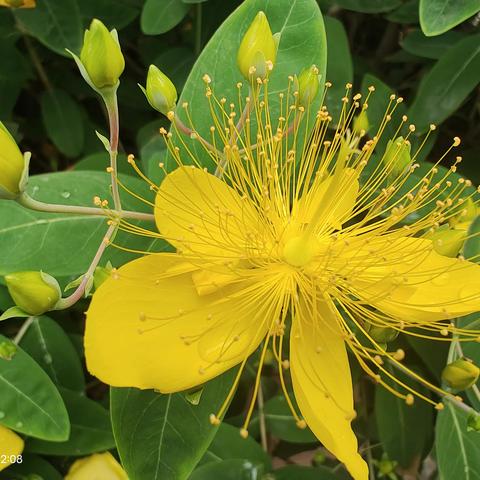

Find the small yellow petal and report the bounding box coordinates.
[65,452,127,480]
[0,425,24,472]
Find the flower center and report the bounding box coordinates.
[282,235,315,268]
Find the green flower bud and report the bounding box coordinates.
[0,341,17,360]
[467,413,480,432]
[80,19,125,90]
[353,110,369,133]
[296,65,320,106]
[5,271,61,315]
[427,227,466,258]
[442,358,479,391]
[368,325,399,343]
[383,136,411,180]
[378,458,397,475]
[0,122,28,199]
[237,11,277,80]
[140,65,178,115]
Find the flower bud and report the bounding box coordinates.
[0,425,24,472]
[0,341,17,360]
[427,227,466,258]
[140,65,177,115]
[0,0,35,7]
[237,11,277,80]
[5,271,61,315]
[80,19,125,90]
[65,452,128,480]
[296,65,320,106]
[467,413,480,432]
[442,358,479,391]
[367,325,399,344]
[0,122,27,199]
[383,136,411,180]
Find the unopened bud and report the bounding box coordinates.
[368,325,399,344]
[296,65,320,106]
[140,65,177,115]
[5,271,61,315]
[237,11,278,80]
[79,19,125,90]
[426,227,466,258]
[0,0,35,7]
[467,413,480,432]
[0,122,28,199]
[442,358,479,391]
[0,341,17,360]
[383,136,411,180]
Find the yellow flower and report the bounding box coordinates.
[65,452,127,480]
[0,0,35,8]
[0,425,23,472]
[85,72,480,479]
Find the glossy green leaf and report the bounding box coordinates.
[190,459,265,480]
[0,454,62,480]
[401,29,466,59]
[273,465,338,479]
[407,34,480,133]
[375,367,433,468]
[264,395,317,443]
[324,16,353,125]
[141,0,190,35]
[19,316,85,392]
[0,171,164,278]
[464,216,480,263]
[79,0,140,29]
[153,46,195,91]
[41,89,85,157]
[386,0,419,23]
[26,388,115,456]
[14,0,83,56]
[0,335,69,441]
[420,0,480,36]
[202,423,271,469]
[110,371,235,480]
[436,400,480,479]
[331,0,401,13]
[168,0,327,173]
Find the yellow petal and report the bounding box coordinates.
[85,254,273,392]
[65,452,127,480]
[294,168,358,230]
[0,425,24,472]
[290,295,368,480]
[155,166,260,258]
[341,236,480,321]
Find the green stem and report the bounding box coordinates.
[13,317,35,345]
[18,192,155,222]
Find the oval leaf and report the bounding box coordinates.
[0,335,69,441]
[141,0,190,35]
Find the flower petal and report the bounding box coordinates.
[294,168,359,230]
[85,254,274,392]
[0,425,23,472]
[155,166,260,258]
[342,236,480,321]
[290,295,368,480]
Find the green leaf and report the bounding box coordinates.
[401,29,466,59]
[26,388,115,456]
[190,459,265,480]
[330,0,401,13]
[407,34,480,133]
[153,46,195,91]
[263,395,317,443]
[0,454,62,480]
[386,0,419,24]
[110,371,235,480]
[324,16,353,125]
[272,465,338,479]
[41,89,85,157]
[0,335,69,441]
[202,423,271,469]
[79,0,140,29]
[169,0,327,173]
[436,400,480,479]
[14,0,83,56]
[141,0,190,35]
[0,171,164,278]
[19,316,85,392]
[0,306,30,321]
[420,0,480,36]
[464,216,480,263]
[375,367,433,468]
